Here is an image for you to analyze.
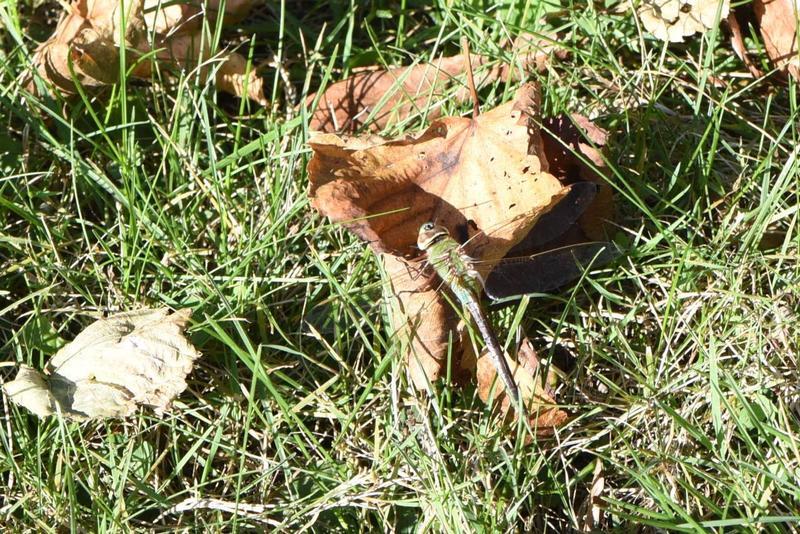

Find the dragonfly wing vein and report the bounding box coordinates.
[484,242,620,300]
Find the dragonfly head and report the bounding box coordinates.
[417,222,450,251]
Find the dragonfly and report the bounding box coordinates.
[415,181,618,413]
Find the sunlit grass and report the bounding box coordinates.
[1,0,799,530]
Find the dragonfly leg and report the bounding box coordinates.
[467,269,486,289]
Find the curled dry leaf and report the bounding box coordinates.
[144,32,267,106]
[215,52,267,106]
[26,0,265,104]
[29,0,147,91]
[476,338,568,435]
[3,308,201,420]
[382,254,460,388]
[726,10,765,78]
[753,0,800,79]
[728,1,800,81]
[637,0,730,43]
[308,33,561,133]
[143,0,254,36]
[309,83,571,389]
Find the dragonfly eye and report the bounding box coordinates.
[421,222,435,231]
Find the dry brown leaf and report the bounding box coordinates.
[476,338,568,435]
[308,34,561,133]
[726,10,766,78]
[638,0,730,43]
[309,83,569,389]
[3,365,59,418]
[143,0,253,36]
[3,308,201,420]
[26,0,264,103]
[753,0,800,79]
[28,0,148,92]
[215,51,268,107]
[382,254,459,388]
[144,32,268,106]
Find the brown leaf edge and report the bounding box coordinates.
[307,32,563,133]
[24,0,265,103]
[729,0,799,81]
[476,338,569,438]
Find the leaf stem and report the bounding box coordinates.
[461,37,480,119]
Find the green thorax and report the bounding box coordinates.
[420,231,482,303]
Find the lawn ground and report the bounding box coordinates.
[1,0,799,531]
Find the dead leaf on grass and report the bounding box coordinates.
[26,0,265,104]
[3,308,201,420]
[143,0,254,36]
[382,254,460,389]
[308,82,570,389]
[307,33,562,133]
[726,10,765,78]
[145,32,267,105]
[727,1,800,81]
[752,0,800,80]
[637,0,730,43]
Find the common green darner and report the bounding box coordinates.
[414,181,618,413]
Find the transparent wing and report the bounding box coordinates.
[484,241,620,301]
[503,181,598,256]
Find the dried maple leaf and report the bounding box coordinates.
[637,0,730,43]
[3,308,201,420]
[476,337,568,435]
[309,83,570,389]
[307,33,561,133]
[26,0,264,103]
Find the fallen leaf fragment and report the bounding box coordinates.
[215,51,268,107]
[143,0,254,36]
[309,82,569,389]
[29,0,147,92]
[3,365,58,418]
[726,10,765,78]
[637,0,730,43]
[728,1,800,81]
[476,338,568,435]
[3,308,201,420]
[753,0,800,79]
[26,0,264,103]
[382,254,459,390]
[308,33,561,133]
